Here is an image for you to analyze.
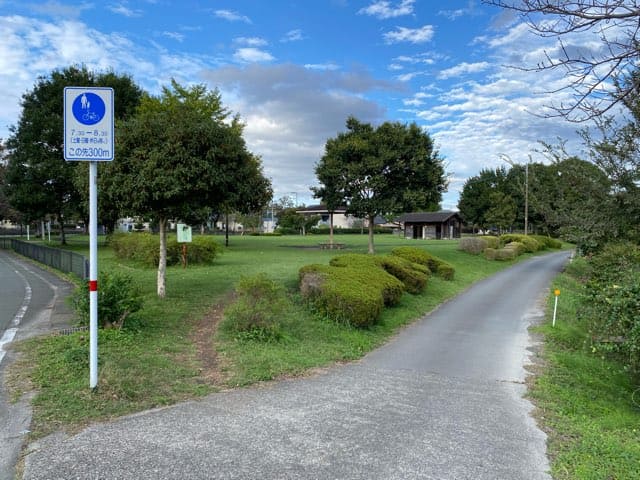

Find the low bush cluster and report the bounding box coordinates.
[299,263,400,327]
[391,246,455,280]
[458,237,488,255]
[329,253,429,294]
[580,242,640,373]
[110,233,222,267]
[483,247,517,261]
[460,234,562,261]
[71,271,143,329]
[299,247,450,327]
[221,274,290,341]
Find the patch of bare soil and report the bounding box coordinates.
[190,296,233,386]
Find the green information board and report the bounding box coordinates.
[177,224,192,243]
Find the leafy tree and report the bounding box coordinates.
[276,208,320,235]
[457,167,509,232]
[112,80,264,298]
[316,117,446,253]
[312,151,346,245]
[485,191,517,234]
[4,65,142,243]
[485,1,640,121]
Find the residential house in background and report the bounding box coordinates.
[296,205,358,229]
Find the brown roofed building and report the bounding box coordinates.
[397,211,462,240]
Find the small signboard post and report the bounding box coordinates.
[64,87,114,390]
[177,224,192,268]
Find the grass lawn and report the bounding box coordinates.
[8,233,552,438]
[530,259,640,479]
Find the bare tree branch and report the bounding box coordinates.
[484,0,640,121]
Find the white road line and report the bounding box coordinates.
[0,257,32,366]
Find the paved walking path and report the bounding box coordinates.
[0,249,74,480]
[21,251,570,480]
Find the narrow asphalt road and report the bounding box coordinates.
[0,249,74,480]
[21,251,570,480]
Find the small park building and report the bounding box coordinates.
[398,211,462,240]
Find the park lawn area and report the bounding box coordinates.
[9,233,543,437]
[529,260,640,480]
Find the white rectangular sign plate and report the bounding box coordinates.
[64,87,114,161]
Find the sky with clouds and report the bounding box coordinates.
[0,0,604,210]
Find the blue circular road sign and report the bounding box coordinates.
[72,92,106,126]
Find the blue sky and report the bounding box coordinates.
[0,0,596,210]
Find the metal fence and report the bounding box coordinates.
[0,238,89,279]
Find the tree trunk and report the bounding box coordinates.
[157,217,167,298]
[329,212,334,245]
[367,215,375,254]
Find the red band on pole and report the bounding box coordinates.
[89,280,98,292]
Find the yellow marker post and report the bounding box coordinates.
[552,289,560,327]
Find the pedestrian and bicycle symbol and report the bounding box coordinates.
[72,92,106,125]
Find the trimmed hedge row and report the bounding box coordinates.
[329,253,429,294]
[110,233,222,266]
[459,234,562,261]
[299,246,454,327]
[391,246,455,280]
[299,263,402,327]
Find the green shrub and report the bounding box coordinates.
[504,241,526,256]
[459,237,488,255]
[378,255,428,294]
[587,241,640,284]
[110,233,222,266]
[391,246,455,280]
[484,247,517,261]
[329,253,378,269]
[500,234,540,253]
[299,264,386,327]
[221,274,289,342]
[329,253,404,305]
[329,253,428,295]
[529,234,562,250]
[71,271,143,329]
[580,242,640,372]
[183,236,222,265]
[484,236,500,249]
[484,248,497,261]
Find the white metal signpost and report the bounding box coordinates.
[64,86,114,389]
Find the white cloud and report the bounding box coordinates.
[234,37,268,47]
[27,1,93,18]
[412,22,593,209]
[397,71,423,82]
[108,3,143,18]
[438,1,480,21]
[233,48,275,63]
[214,9,251,24]
[304,63,340,71]
[358,0,415,19]
[202,64,397,201]
[162,31,185,42]
[281,29,304,42]
[383,25,435,44]
[437,61,490,79]
[394,53,440,66]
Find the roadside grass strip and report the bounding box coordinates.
[530,265,640,480]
